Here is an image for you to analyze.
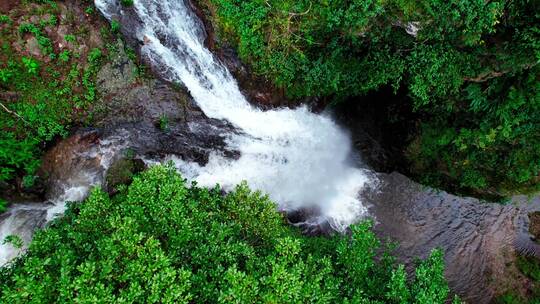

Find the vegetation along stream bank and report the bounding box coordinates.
[0,0,538,303]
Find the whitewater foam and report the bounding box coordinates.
[96,0,372,230]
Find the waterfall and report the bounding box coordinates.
[95,0,372,230]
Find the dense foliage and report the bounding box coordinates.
[0,166,453,303]
[0,1,111,187]
[199,0,539,196]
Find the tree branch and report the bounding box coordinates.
[0,101,29,125]
[464,62,538,83]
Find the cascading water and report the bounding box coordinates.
[0,0,373,266]
[0,133,126,265]
[94,0,373,230]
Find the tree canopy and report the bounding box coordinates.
[0,166,452,303]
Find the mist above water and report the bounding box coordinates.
[95,0,372,230]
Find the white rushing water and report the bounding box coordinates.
[0,135,125,265]
[95,0,372,230]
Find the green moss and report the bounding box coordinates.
[105,158,145,193]
[110,20,120,33]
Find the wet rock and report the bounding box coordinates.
[96,40,137,96]
[40,129,103,199]
[104,119,239,167]
[333,86,415,172]
[512,196,540,260]
[92,40,192,128]
[0,207,47,242]
[528,212,540,240]
[105,157,145,194]
[93,79,190,126]
[362,172,534,303]
[286,207,337,236]
[217,45,288,108]
[25,36,42,57]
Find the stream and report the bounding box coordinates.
[0,0,539,302]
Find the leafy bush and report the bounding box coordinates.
[2,235,22,249]
[0,38,104,183]
[110,20,121,33]
[158,115,169,131]
[64,34,76,43]
[0,166,454,303]
[21,56,39,75]
[58,50,70,62]
[18,22,54,55]
[496,255,540,303]
[0,15,11,25]
[85,6,94,15]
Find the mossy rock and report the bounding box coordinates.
[105,157,145,194]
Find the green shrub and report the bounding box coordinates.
[0,166,453,303]
[84,6,94,15]
[0,15,11,25]
[87,48,102,64]
[110,20,120,33]
[58,50,70,62]
[121,0,134,6]
[2,235,23,249]
[39,14,57,27]
[0,39,104,183]
[0,68,13,82]
[158,115,169,131]
[64,34,76,42]
[18,22,54,55]
[21,57,39,75]
[511,258,540,304]
[18,23,39,35]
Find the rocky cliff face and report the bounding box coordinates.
[363,172,539,302]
